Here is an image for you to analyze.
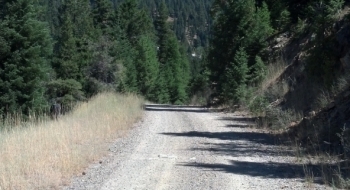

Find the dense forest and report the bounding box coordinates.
[111,0,212,48]
[0,0,196,116]
[0,0,349,116]
[207,0,349,110]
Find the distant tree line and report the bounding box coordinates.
[0,0,191,116]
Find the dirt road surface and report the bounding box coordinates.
[66,105,331,190]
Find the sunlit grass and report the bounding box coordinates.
[0,92,144,189]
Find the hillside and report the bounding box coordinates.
[205,0,350,187]
[112,0,213,49]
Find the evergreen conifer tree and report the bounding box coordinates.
[135,35,160,101]
[93,0,114,34]
[155,1,170,65]
[155,1,190,104]
[209,0,272,104]
[249,56,267,85]
[0,0,52,115]
[50,0,95,105]
[222,47,249,104]
[116,0,154,45]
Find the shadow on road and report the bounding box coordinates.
[160,114,333,186]
[161,131,279,146]
[191,142,295,157]
[144,104,209,113]
[154,107,345,187]
[218,116,259,123]
[218,116,258,128]
[179,160,326,183]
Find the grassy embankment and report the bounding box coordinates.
[0,93,144,189]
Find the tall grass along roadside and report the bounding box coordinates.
[0,93,144,190]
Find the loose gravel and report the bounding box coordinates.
[65,105,332,190]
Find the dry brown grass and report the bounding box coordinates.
[260,59,287,93]
[0,93,144,190]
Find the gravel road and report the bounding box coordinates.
[65,105,331,190]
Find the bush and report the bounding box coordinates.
[249,95,268,116]
[264,107,302,130]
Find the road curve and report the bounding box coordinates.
[66,105,331,190]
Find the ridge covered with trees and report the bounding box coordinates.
[0,0,192,117]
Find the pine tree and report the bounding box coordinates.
[41,0,61,39]
[50,0,95,105]
[263,0,290,31]
[54,11,79,80]
[209,0,272,104]
[177,45,191,104]
[249,56,267,85]
[153,69,170,103]
[155,0,170,65]
[110,27,138,93]
[116,0,154,45]
[155,1,190,104]
[152,1,173,103]
[93,0,114,34]
[86,35,116,96]
[113,0,156,94]
[209,0,255,95]
[135,34,160,101]
[164,35,185,104]
[249,2,273,46]
[306,0,344,85]
[308,0,344,41]
[0,0,52,115]
[222,47,249,104]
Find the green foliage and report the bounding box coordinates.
[250,56,267,85]
[52,0,95,93]
[305,0,344,86]
[248,2,273,47]
[46,79,85,111]
[0,0,202,117]
[53,11,79,80]
[278,9,291,30]
[154,1,190,104]
[135,35,160,101]
[221,47,249,104]
[86,36,117,96]
[292,17,307,37]
[140,0,212,48]
[116,0,154,45]
[308,0,344,41]
[0,0,52,115]
[249,95,269,116]
[209,0,273,105]
[264,0,290,30]
[153,71,170,103]
[93,0,114,34]
[155,1,171,65]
